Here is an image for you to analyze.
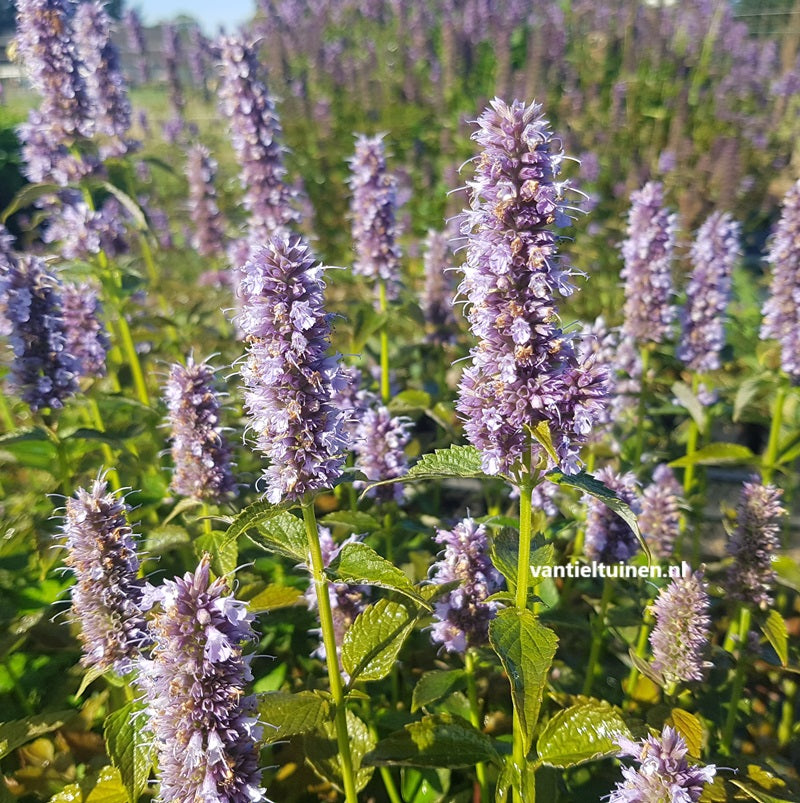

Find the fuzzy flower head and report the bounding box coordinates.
[348,134,402,300]
[621,182,677,345]
[61,479,148,674]
[761,180,800,383]
[238,236,347,503]
[139,557,264,803]
[353,404,412,504]
[584,467,641,564]
[61,283,109,379]
[421,228,458,344]
[727,478,785,608]
[639,464,683,559]
[610,725,716,802]
[186,144,226,258]
[163,357,237,503]
[649,570,711,685]
[678,211,739,374]
[0,254,78,411]
[429,518,504,653]
[455,98,608,480]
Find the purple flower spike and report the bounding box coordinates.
[162,23,185,119]
[621,182,677,345]
[349,134,402,301]
[421,228,458,344]
[678,211,740,374]
[761,180,800,383]
[609,725,716,802]
[124,8,149,84]
[727,478,785,608]
[0,254,77,411]
[61,479,148,674]
[639,464,683,559]
[429,518,504,653]
[164,357,237,503]
[62,283,109,380]
[139,556,264,803]
[186,144,226,258]
[584,467,641,564]
[238,236,347,503]
[649,570,711,684]
[455,98,608,480]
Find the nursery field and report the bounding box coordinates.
[1,1,799,802]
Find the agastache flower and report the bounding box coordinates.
[62,283,109,379]
[584,467,641,563]
[348,134,402,301]
[727,478,785,608]
[609,725,716,802]
[761,180,800,383]
[0,254,77,411]
[620,182,677,345]
[421,228,458,344]
[455,98,608,478]
[186,144,226,258]
[429,517,504,653]
[678,211,740,374]
[163,357,237,503]
[61,479,148,674]
[124,8,149,84]
[238,236,347,503]
[139,557,264,803]
[639,464,683,559]
[649,570,711,684]
[163,23,185,119]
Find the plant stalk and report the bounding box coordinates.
[762,383,787,484]
[721,605,751,755]
[584,579,614,696]
[465,650,489,803]
[378,280,391,403]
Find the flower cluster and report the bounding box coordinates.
[163,23,185,119]
[238,237,347,502]
[164,358,237,503]
[649,570,710,684]
[429,518,504,653]
[456,98,608,478]
[353,404,412,503]
[727,478,785,608]
[584,467,641,563]
[761,179,800,382]
[620,182,677,345]
[43,194,128,261]
[124,8,149,84]
[61,479,148,674]
[62,283,109,380]
[186,144,226,258]
[139,557,264,803]
[610,726,716,802]
[639,464,683,559]
[421,228,458,344]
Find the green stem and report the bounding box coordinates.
[762,384,787,484]
[624,605,654,705]
[378,281,391,403]
[465,650,489,803]
[378,766,402,803]
[115,312,151,407]
[721,605,751,755]
[778,679,797,747]
[86,397,121,491]
[0,392,15,432]
[201,502,213,535]
[583,580,614,696]
[634,346,650,467]
[301,499,358,803]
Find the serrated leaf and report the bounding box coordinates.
[389,389,432,412]
[75,665,109,699]
[194,530,238,577]
[733,377,765,423]
[223,499,295,545]
[328,541,428,607]
[342,598,417,683]
[416,581,460,603]
[774,555,800,592]
[411,670,466,712]
[305,709,375,792]
[669,709,704,758]
[400,767,451,803]
[363,713,502,768]
[490,529,552,588]
[84,766,128,803]
[668,442,757,469]
[321,511,381,533]
[257,691,330,742]
[672,381,708,433]
[50,782,86,802]
[761,610,788,667]
[162,497,202,526]
[536,697,630,768]
[143,525,190,555]
[527,421,559,465]
[730,781,798,803]
[489,609,558,756]
[245,510,307,563]
[2,182,62,222]
[246,583,304,612]
[103,703,151,803]
[0,711,73,760]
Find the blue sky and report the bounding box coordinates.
[132,0,255,34]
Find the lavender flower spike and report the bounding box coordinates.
[761,180,800,383]
[349,134,402,301]
[584,467,641,564]
[678,211,740,374]
[124,8,149,85]
[727,477,785,608]
[638,464,683,559]
[62,283,109,380]
[649,570,711,685]
[421,228,458,344]
[429,518,504,653]
[609,725,716,802]
[163,357,237,503]
[620,182,677,345]
[186,144,226,258]
[0,254,77,411]
[456,98,608,479]
[61,479,148,674]
[238,236,347,503]
[353,403,412,503]
[139,556,264,803]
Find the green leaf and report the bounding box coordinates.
[245,583,305,612]
[87,180,148,232]
[342,598,417,683]
[0,711,73,760]
[490,529,553,589]
[733,377,765,423]
[50,782,86,802]
[535,697,629,768]
[305,709,375,793]
[411,670,466,712]
[328,541,428,607]
[407,445,487,480]
[257,691,330,742]
[489,608,558,756]
[84,766,128,803]
[364,713,501,768]
[774,555,800,592]
[547,470,649,560]
[389,389,432,413]
[161,497,202,526]
[242,509,307,563]
[0,428,57,471]
[75,665,111,699]
[143,525,190,556]
[730,781,798,803]
[223,499,295,543]
[321,510,382,533]
[761,610,788,667]
[103,702,151,803]
[194,530,238,577]
[2,182,62,222]
[527,421,560,465]
[669,708,704,758]
[672,381,708,433]
[400,767,451,803]
[668,442,757,469]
